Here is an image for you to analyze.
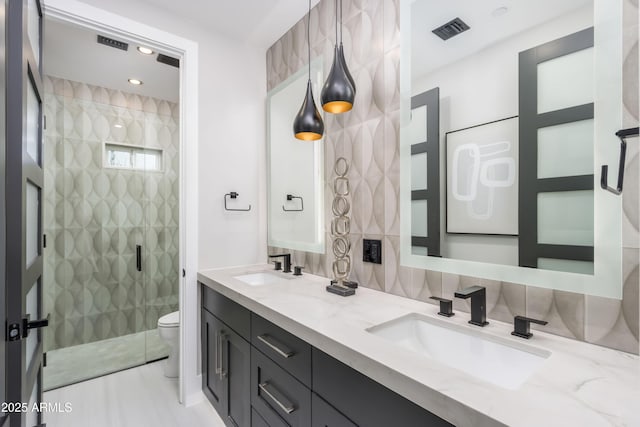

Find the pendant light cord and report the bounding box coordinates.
[340,0,343,43]
[335,0,338,43]
[308,0,311,81]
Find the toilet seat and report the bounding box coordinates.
[158,311,180,328]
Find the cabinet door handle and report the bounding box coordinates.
[258,382,296,414]
[220,334,228,378]
[215,332,222,376]
[257,334,295,359]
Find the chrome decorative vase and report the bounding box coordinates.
[327,157,357,296]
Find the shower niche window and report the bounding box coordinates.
[105,143,163,172]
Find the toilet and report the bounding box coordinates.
[158,311,180,378]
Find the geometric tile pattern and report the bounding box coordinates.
[43,76,179,353]
[268,0,639,354]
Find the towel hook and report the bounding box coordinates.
[224,192,251,211]
[282,194,304,212]
[600,127,639,195]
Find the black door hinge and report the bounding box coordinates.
[182,269,186,278]
[43,233,47,248]
[43,352,47,367]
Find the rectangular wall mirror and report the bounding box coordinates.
[267,58,325,253]
[400,0,625,298]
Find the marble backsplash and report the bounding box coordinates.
[267,0,639,354]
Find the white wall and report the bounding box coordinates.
[411,6,593,266]
[73,0,268,270]
[49,0,267,407]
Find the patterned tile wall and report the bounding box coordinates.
[42,76,180,352]
[267,0,639,354]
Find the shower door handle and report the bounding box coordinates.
[136,245,142,272]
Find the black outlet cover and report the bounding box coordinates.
[363,239,382,264]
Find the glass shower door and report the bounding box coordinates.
[42,90,148,389]
[142,100,179,363]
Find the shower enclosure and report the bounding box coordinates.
[42,76,180,390]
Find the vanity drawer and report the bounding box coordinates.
[312,348,453,427]
[251,346,311,427]
[251,313,312,387]
[201,283,250,340]
[312,393,358,427]
[251,408,271,427]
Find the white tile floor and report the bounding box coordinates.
[43,362,225,427]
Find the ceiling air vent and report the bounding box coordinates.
[157,53,180,68]
[97,35,129,51]
[432,17,470,41]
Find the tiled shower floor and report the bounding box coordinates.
[43,329,169,391]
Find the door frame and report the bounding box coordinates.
[0,0,6,425]
[5,0,47,425]
[44,0,200,405]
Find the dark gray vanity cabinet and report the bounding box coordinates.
[251,409,271,427]
[202,310,225,415]
[202,285,252,427]
[313,348,453,427]
[250,313,312,426]
[251,313,312,388]
[200,284,453,427]
[251,347,312,426]
[222,327,251,426]
[311,393,357,427]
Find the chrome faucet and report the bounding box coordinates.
[268,253,292,273]
[454,286,488,327]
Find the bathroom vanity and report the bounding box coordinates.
[200,284,449,427]
[198,265,639,427]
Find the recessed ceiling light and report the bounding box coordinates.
[492,6,509,17]
[128,78,143,85]
[114,124,123,129]
[137,46,154,55]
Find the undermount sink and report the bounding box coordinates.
[234,272,289,286]
[367,313,551,390]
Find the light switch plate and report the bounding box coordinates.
[363,239,382,264]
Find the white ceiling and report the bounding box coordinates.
[136,0,321,49]
[43,0,322,102]
[411,0,593,78]
[44,18,180,102]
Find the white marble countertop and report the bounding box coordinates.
[197,264,640,427]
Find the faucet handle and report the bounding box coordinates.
[293,266,303,276]
[511,315,548,339]
[429,296,455,317]
[273,261,282,271]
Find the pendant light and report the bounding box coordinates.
[293,0,324,141]
[321,0,356,114]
